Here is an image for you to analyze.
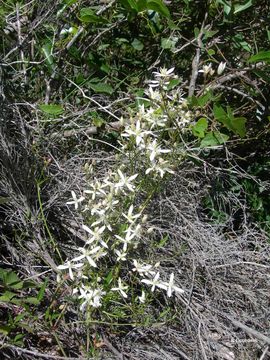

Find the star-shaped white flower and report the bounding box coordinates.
[122,205,141,224]
[115,229,135,251]
[199,63,214,76]
[57,261,84,280]
[84,180,107,200]
[111,277,128,298]
[147,139,171,162]
[165,273,184,297]
[91,209,113,232]
[132,259,154,276]
[122,121,149,146]
[153,67,175,79]
[82,224,107,248]
[72,246,101,267]
[145,158,174,178]
[79,286,105,311]
[115,249,127,262]
[66,191,85,210]
[115,170,138,192]
[126,224,141,239]
[141,272,167,292]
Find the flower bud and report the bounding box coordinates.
[142,214,148,223]
[217,61,226,75]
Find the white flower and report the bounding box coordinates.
[79,287,105,311]
[153,67,175,78]
[122,121,149,146]
[147,139,171,162]
[165,273,185,297]
[199,63,215,76]
[115,249,127,262]
[66,191,85,210]
[146,158,174,178]
[146,87,162,102]
[122,205,141,224]
[91,288,105,308]
[132,260,154,276]
[141,272,167,292]
[115,229,135,251]
[149,67,176,89]
[82,224,107,248]
[84,180,107,200]
[144,110,168,129]
[57,261,84,280]
[91,209,113,232]
[111,277,128,298]
[115,170,138,193]
[138,290,146,303]
[102,195,119,212]
[126,224,142,238]
[72,246,101,267]
[136,104,146,120]
[217,61,226,75]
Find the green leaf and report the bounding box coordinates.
[213,104,227,120]
[18,322,34,333]
[104,269,114,287]
[100,63,111,74]
[22,280,38,289]
[12,333,25,346]
[167,78,181,90]
[146,0,170,18]
[253,70,270,83]
[131,38,144,51]
[161,37,174,50]
[25,297,40,305]
[39,104,64,115]
[207,48,216,56]
[119,0,139,12]
[79,8,107,23]
[0,325,12,335]
[10,281,23,290]
[93,117,105,128]
[14,313,26,323]
[4,271,22,289]
[156,234,169,248]
[42,42,54,72]
[0,291,17,302]
[216,0,232,15]
[37,280,47,302]
[234,0,253,14]
[213,131,230,144]
[248,50,270,63]
[200,131,229,147]
[192,118,208,138]
[137,0,148,11]
[197,91,213,107]
[231,116,247,137]
[203,29,218,40]
[88,82,114,95]
[4,271,20,288]
[65,0,77,5]
[213,104,246,137]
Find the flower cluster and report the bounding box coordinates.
[57,68,185,313]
